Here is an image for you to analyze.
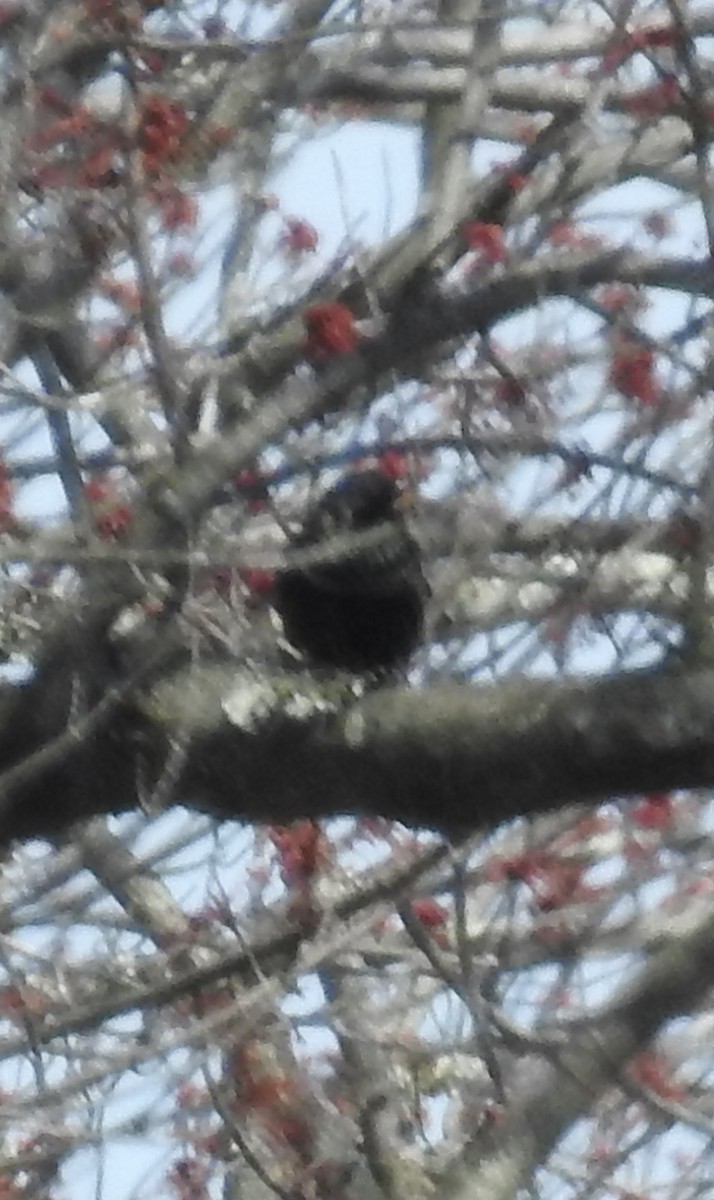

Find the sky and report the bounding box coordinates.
[0,2,710,1197]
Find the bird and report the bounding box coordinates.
[273,469,428,674]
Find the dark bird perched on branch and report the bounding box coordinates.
[274,469,428,673]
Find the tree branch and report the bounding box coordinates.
[3,658,714,846]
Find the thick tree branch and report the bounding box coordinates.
[444,893,714,1200]
[2,659,714,846]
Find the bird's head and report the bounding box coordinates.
[329,469,408,529]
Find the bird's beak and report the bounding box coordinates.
[394,486,417,513]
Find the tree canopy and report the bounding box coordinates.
[1,2,714,1199]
